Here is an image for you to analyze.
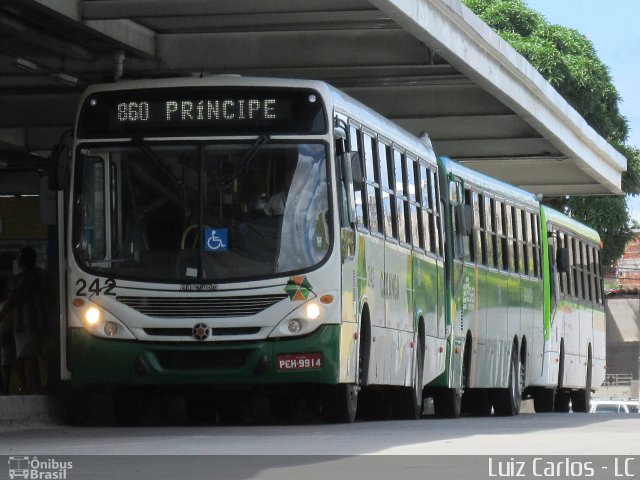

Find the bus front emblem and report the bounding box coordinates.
[193,323,210,341]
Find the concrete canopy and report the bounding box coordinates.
[0,0,626,195]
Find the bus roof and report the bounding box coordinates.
[78,75,438,164]
[80,75,334,97]
[542,205,601,244]
[328,85,437,164]
[439,156,540,210]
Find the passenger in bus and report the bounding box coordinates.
[0,247,54,394]
[0,279,15,394]
[262,156,296,217]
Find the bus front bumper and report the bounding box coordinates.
[68,324,340,388]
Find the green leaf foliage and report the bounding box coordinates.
[462,0,638,265]
[567,196,633,266]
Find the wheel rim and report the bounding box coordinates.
[414,339,424,407]
[510,353,523,407]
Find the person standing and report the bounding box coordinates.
[0,247,53,394]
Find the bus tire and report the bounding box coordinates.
[217,395,244,425]
[433,387,463,418]
[185,393,218,425]
[393,334,424,420]
[323,321,364,423]
[571,352,592,413]
[463,389,492,416]
[323,383,358,423]
[112,388,148,426]
[532,388,555,413]
[554,343,570,412]
[491,345,522,416]
[554,390,570,412]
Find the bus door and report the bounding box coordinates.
[447,175,474,387]
[336,121,360,383]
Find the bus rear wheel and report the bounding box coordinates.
[112,388,150,426]
[433,387,463,418]
[491,346,522,416]
[571,359,592,413]
[323,383,358,423]
[463,389,492,416]
[392,336,424,420]
[532,388,555,413]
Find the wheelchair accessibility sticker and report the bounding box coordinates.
[204,227,228,252]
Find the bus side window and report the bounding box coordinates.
[463,188,473,262]
[379,141,396,239]
[532,214,541,278]
[349,124,366,229]
[520,210,529,276]
[583,242,592,302]
[567,234,575,297]
[335,123,350,229]
[595,249,604,304]
[485,196,495,268]
[572,237,582,300]
[409,158,422,249]
[363,132,382,234]
[403,154,416,244]
[393,150,412,247]
[472,191,482,264]
[493,200,503,270]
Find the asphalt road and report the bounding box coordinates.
[1,412,638,456]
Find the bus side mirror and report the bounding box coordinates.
[349,152,363,191]
[339,151,361,225]
[48,144,69,192]
[456,204,473,236]
[557,247,570,273]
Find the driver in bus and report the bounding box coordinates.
[262,155,296,217]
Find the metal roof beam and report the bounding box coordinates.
[81,0,373,19]
[369,0,626,195]
[13,0,156,58]
[157,30,429,70]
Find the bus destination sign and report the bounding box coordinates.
[78,87,326,138]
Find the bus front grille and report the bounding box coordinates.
[117,294,287,318]
[143,327,262,337]
[155,349,250,370]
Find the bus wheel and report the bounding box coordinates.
[433,387,463,418]
[393,335,424,420]
[217,395,244,425]
[491,346,522,416]
[323,383,358,423]
[554,390,570,412]
[112,388,148,426]
[532,388,555,413]
[570,359,592,413]
[185,394,218,425]
[463,389,492,416]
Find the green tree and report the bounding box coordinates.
[462,0,640,265]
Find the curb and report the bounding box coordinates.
[0,395,68,426]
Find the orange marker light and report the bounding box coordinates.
[72,298,85,308]
[320,294,334,304]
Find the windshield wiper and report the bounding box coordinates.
[224,133,270,188]
[132,136,183,190]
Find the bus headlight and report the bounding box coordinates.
[84,307,101,325]
[269,296,337,338]
[77,304,135,340]
[305,303,320,320]
[288,319,303,334]
[103,321,119,337]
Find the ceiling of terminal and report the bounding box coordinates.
[0,0,626,196]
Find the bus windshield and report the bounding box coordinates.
[72,141,330,282]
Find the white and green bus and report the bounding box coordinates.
[51,76,604,422]
[432,160,605,417]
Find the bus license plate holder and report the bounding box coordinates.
[277,353,323,371]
